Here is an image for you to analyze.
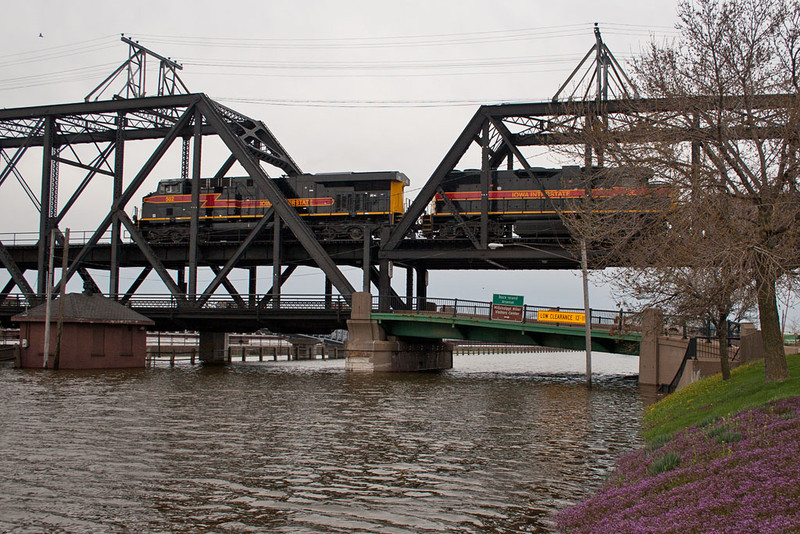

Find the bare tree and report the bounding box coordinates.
[566,0,800,382]
[610,193,755,380]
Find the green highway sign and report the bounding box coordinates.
[492,294,524,306]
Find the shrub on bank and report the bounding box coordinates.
[556,396,800,533]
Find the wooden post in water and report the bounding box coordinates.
[53,228,69,370]
[42,229,56,369]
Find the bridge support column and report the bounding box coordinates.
[639,309,691,389]
[638,309,662,386]
[345,292,452,372]
[198,331,228,364]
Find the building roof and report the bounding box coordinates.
[12,293,154,325]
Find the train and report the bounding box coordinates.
[137,165,659,243]
[138,171,408,243]
[422,165,657,240]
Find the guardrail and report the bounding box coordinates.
[372,295,642,331]
[127,294,351,311]
[0,230,128,246]
[0,293,352,316]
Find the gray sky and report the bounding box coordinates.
[9,1,775,322]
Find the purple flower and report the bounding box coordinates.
[556,397,800,533]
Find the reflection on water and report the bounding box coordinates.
[0,352,644,533]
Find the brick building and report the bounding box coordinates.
[13,293,154,369]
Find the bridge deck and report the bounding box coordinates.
[372,310,641,355]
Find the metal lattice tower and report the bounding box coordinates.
[85,35,190,102]
[552,23,639,104]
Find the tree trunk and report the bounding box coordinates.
[757,275,790,382]
[716,312,731,381]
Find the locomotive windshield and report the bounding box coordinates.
[157,179,185,194]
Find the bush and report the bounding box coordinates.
[648,451,680,475]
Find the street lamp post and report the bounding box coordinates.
[488,241,593,388]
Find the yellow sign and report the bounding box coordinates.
[537,310,586,324]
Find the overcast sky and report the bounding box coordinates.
[8,1,783,325]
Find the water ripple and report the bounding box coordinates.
[0,352,643,533]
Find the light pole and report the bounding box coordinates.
[488,241,593,388]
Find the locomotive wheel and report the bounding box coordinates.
[437,226,454,239]
[169,230,184,243]
[347,227,364,240]
[320,225,337,240]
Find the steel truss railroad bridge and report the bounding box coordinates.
[0,32,792,336]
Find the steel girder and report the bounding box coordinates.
[0,93,352,306]
[383,95,800,254]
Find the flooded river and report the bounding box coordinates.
[0,351,648,533]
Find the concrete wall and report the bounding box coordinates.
[639,309,689,387]
[639,312,767,390]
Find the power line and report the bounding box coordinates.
[0,36,118,67]
[182,53,594,71]
[214,96,544,108]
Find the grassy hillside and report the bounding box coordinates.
[643,353,800,441]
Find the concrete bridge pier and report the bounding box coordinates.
[345,292,452,372]
[198,331,228,364]
[639,309,693,388]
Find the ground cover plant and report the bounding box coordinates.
[556,396,800,533]
[556,355,800,533]
[642,354,800,441]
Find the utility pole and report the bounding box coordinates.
[54,228,69,370]
[42,229,55,369]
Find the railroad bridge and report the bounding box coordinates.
[0,35,777,386]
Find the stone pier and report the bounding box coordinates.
[199,331,228,364]
[345,292,453,372]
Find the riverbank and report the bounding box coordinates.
[556,354,800,533]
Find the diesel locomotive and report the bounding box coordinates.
[423,165,658,240]
[138,171,409,243]
[138,165,660,243]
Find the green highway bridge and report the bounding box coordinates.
[369,296,642,356]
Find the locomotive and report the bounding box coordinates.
[423,166,658,240]
[138,171,409,243]
[138,165,659,244]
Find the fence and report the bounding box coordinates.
[372,295,642,332]
[661,334,743,393]
[145,332,344,367]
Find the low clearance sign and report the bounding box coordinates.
[537,310,586,325]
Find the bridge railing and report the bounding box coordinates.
[1,293,351,314]
[126,294,351,312]
[0,230,123,246]
[373,295,641,331]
